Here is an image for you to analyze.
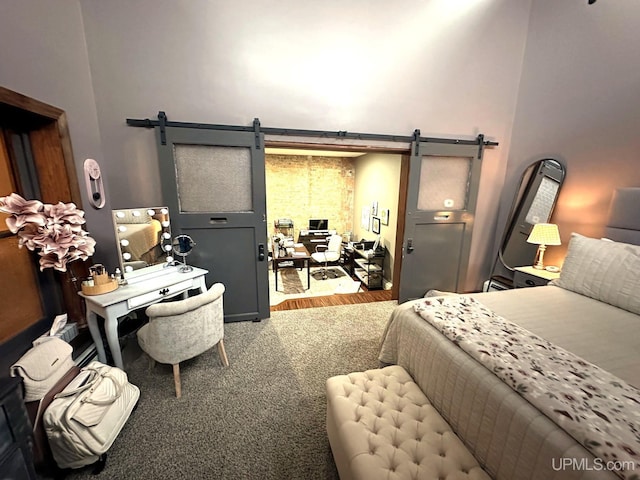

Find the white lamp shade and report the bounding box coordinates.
[527,223,561,246]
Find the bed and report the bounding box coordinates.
[378,188,640,480]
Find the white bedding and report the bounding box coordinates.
[378,286,640,480]
[411,294,639,479]
[467,286,640,388]
[380,285,640,388]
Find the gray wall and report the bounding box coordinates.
[78,0,533,291]
[0,0,119,269]
[4,1,639,290]
[498,0,640,268]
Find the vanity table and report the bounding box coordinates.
[79,266,208,370]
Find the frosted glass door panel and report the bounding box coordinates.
[417,156,471,211]
[174,144,253,213]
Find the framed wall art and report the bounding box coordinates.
[361,206,370,230]
[380,209,389,225]
[372,216,381,234]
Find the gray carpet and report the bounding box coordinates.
[60,300,398,480]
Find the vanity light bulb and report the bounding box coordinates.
[164,244,172,252]
[116,211,125,218]
[160,208,168,215]
[132,210,141,217]
[125,265,133,273]
[123,252,132,260]
[161,221,170,228]
[120,239,130,247]
[118,225,127,232]
[147,209,155,216]
[162,232,171,239]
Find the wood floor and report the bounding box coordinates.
[270,289,393,311]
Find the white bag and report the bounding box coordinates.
[43,361,140,469]
[11,337,75,402]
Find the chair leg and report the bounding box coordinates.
[217,340,229,367]
[172,364,182,398]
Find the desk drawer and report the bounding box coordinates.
[127,279,194,309]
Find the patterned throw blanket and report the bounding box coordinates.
[413,296,640,480]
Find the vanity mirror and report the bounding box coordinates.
[112,207,174,282]
[172,234,196,273]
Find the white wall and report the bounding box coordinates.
[0,0,118,268]
[498,0,640,267]
[353,153,401,284]
[78,0,533,290]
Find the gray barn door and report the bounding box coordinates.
[156,127,269,322]
[398,141,482,303]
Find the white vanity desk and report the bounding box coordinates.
[79,266,208,370]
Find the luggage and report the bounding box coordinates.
[43,361,140,470]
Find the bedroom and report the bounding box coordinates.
[0,0,639,478]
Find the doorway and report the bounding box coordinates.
[264,145,404,310]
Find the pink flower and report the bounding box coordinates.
[0,193,47,234]
[0,192,95,272]
[0,193,43,214]
[43,202,86,226]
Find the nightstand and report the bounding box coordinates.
[513,266,560,288]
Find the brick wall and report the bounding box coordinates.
[265,154,355,241]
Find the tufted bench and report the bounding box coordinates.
[326,365,492,480]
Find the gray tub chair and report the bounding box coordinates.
[137,283,228,398]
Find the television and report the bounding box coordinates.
[308,219,328,230]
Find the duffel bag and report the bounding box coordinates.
[43,361,140,469]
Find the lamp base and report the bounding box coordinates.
[533,244,547,270]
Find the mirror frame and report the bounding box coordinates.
[112,207,174,282]
[493,158,566,277]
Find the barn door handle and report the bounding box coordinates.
[407,239,414,254]
[258,244,265,261]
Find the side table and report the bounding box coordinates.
[513,266,560,288]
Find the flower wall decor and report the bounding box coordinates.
[0,193,96,272]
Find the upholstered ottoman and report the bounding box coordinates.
[326,365,492,480]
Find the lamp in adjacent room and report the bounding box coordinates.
[527,223,561,270]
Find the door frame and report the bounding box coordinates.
[0,86,84,373]
[265,139,410,301]
[0,86,81,205]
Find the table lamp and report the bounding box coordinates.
[527,223,561,270]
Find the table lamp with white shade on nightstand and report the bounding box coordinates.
[527,223,561,270]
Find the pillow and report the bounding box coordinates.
[553,233,640,314]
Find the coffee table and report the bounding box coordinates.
[273,244,311,291]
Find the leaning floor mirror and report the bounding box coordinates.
[112,207,174,283]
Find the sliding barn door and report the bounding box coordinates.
[156,127,269,322]
[398,141,482,303]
